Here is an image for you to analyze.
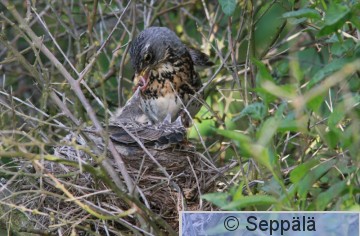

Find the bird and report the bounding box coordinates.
[108,88,186,146]
[129,26,213,126]
[107,27,212,147]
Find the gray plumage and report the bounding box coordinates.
[108,88,186,145]
[130,26,213,73]
[109,117,185,145]
[108,27,213,146]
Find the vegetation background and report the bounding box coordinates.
[0,0,359,235]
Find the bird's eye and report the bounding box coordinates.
[143,53,152,62]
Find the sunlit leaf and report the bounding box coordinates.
[215,129,252,144]
[282,8,321,20]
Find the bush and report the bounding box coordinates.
[0,0,359,234]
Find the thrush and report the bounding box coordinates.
[108,27,212,147]
[129,27,213,126]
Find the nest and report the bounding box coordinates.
[0,130,226,235]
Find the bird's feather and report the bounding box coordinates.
[109,88,186,145]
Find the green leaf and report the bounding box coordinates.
[222,195,278,210]
[328,108,345,129]
[277,117,307,133]
[259,82,296,100]
[257,117,279,146]
[287,17,308,25]
[290,157,320,183]
[318,4,351,36]
[250,144,275,174]
[233,102,266,121]
[252,58,277,104]
[306,94,323,111]
[261,177,283,197]
[282,8,321,20]
[315,180,347,210]
[215,129,252,144]
[325,130,341,149]
[350,3,360,29]
[330,39,355,57]
[297,159,337,199]
[252,58,274,82]
[307,58,352,89]
[202,192,231,208]
[218,0,236,16]
[274,103,287,118]
[233,180,246,201]
[216,128,276,173]
[253,87,277,105]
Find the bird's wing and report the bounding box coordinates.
[108,117,186,145]
[109,88,187,145]
[187,47,214,67]
[110,88,150,124]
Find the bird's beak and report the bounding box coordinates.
[134,68,150,92]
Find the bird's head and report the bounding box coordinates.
[130,27,186,92]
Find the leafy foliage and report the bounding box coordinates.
[199,0,360,211]
[219,0,237,16]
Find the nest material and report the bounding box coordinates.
[59,132,218,230]
[0,88,225,235]
[0,131,222,235]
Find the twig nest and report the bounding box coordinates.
[56,132,217,231]
[0,131,220,234]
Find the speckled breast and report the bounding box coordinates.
[140,53,203,124]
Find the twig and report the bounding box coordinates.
[227,17,241,88]
[78,0,132,83]
[118,2,136,106]
[32,7,79,76]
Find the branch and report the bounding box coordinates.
[0,0,178,232]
